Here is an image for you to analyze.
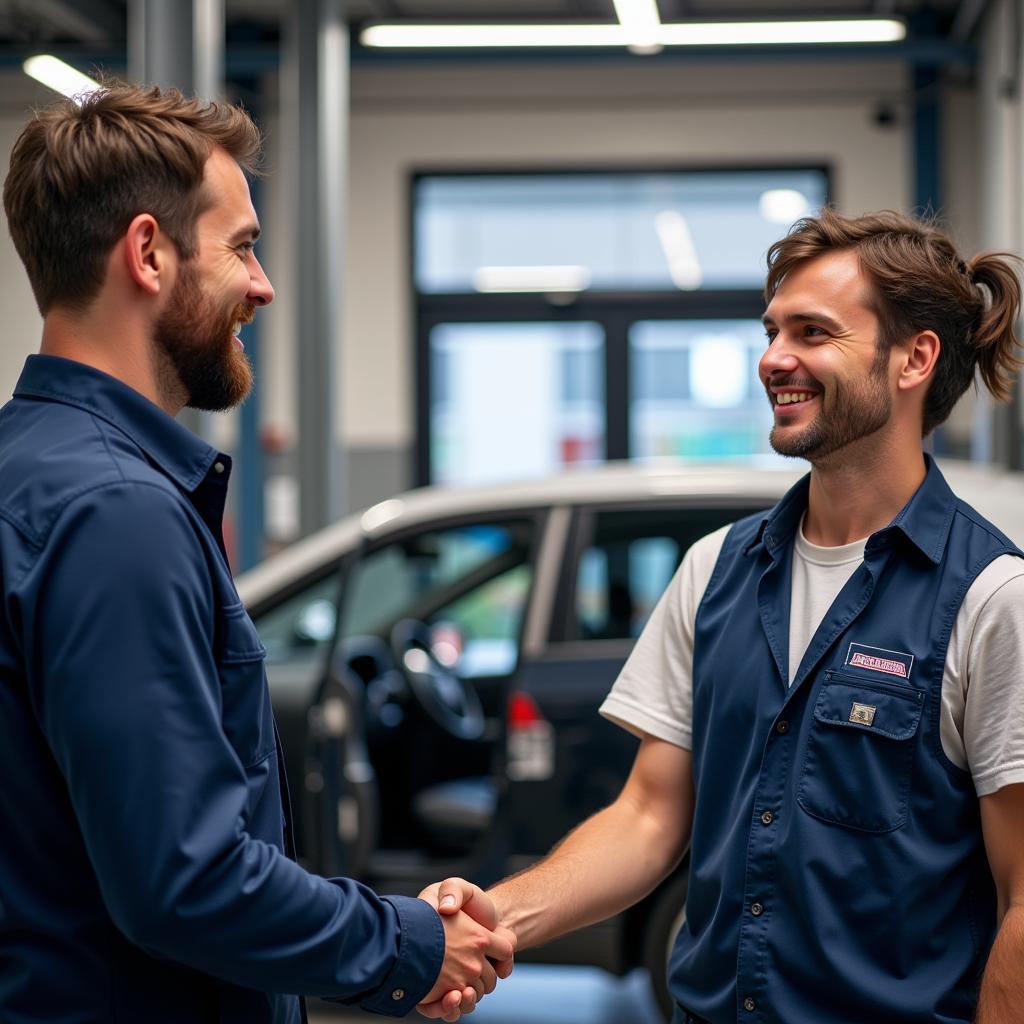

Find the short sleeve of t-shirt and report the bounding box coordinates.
[598,524,731,751]
[945,555,1024,796]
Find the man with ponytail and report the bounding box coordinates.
[428,210,1024,1023]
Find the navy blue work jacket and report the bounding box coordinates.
[0,356,443,1024]
[671,458,1020,1024]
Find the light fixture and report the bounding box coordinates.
[658,20,906,45]
[362,24,628,48]
[613,0,663,55]
[655,211,703,291]
[22,55,104,101]
[360,19,906,50]
[759,189,812,224]
[473,265,591,293]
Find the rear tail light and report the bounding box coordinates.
[506,690,555,781]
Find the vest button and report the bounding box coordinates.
[751,901,764,916]
[743,996,756,1012]
[760,810,774,825]
[775,719,789,734]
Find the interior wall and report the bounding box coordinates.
[973,0,1024,465]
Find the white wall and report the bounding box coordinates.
[970,0,1024,463]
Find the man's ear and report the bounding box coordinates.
[122,213,174,296]
[896,330,941,394]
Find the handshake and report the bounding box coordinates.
[415,877,516,1021]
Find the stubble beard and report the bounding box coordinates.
[153,260,255,413]
[768,354,892,463]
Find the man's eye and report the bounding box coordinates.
[804,325,826,337]
[764,329,778,344]
[237,242,255,258]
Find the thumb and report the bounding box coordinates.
[435,876,475,916]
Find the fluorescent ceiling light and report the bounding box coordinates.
[655,211,703,291]
[473,265,591,293]
[658,20,906,45]
[23,55,104,101]
[613,0,663,55]
[759,189,812,224]
[361,19,905,49]
[363,24,628,48]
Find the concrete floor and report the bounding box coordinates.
[308,964,664,1024]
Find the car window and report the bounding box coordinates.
[428,562,533,678]
[340,520,535,675]
[572,507,749,641]
[255,572,340,664]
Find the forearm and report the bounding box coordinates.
[489,782,689,950]
[976,904,1024,1023]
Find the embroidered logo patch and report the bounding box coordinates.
[845,642,914,680]
[849,702,877,726]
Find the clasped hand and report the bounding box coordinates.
[417,877,515,1021]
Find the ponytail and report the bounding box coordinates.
[967,252,1024,402]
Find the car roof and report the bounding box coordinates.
[236,458,1024,610]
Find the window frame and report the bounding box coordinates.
[411,163,833,487]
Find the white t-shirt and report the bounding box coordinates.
[600,521,1024,797]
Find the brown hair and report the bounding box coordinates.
[3,79,262,315]
[765,208,1023,436]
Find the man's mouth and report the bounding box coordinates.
[774,391,817,406]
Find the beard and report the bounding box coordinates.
[768,353,891,462]
[153,261,254,412]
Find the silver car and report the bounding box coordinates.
[238,460,1024,1019]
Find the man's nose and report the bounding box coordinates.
[247,257,275,306]
[758,335,799,381]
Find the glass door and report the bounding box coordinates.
[429,321,605,486]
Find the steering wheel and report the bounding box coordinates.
[389,619,485,741]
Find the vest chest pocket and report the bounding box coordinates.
[217,603,275,769]
[797,670,925,834]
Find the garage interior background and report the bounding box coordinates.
[0,0,1020,570]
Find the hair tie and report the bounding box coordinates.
[957,259,968,276]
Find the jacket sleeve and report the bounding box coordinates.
[22,480,443,1014]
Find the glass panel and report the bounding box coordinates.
[415,169,827,293]
[255,573,339,664]
[431,321,604,486]
[630,318,776,460]
[428,563,533,678]
[340,521,534,650]
[573,507,751,642]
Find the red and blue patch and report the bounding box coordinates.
[844,642,914,680]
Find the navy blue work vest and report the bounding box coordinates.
[670,458,1021,1024]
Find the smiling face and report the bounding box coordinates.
[759,249,894,464]
[153,147,274,411]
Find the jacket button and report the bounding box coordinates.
[775,720,789,734]
[391,989,405,1001]
[751,901,764,916]
[743,996,756,1012]
[213,461,225,474]
[760,810,774,825]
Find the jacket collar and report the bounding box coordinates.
[14,354,223,493]
[747,454,954,565]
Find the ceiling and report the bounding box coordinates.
[0,0,972,49]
